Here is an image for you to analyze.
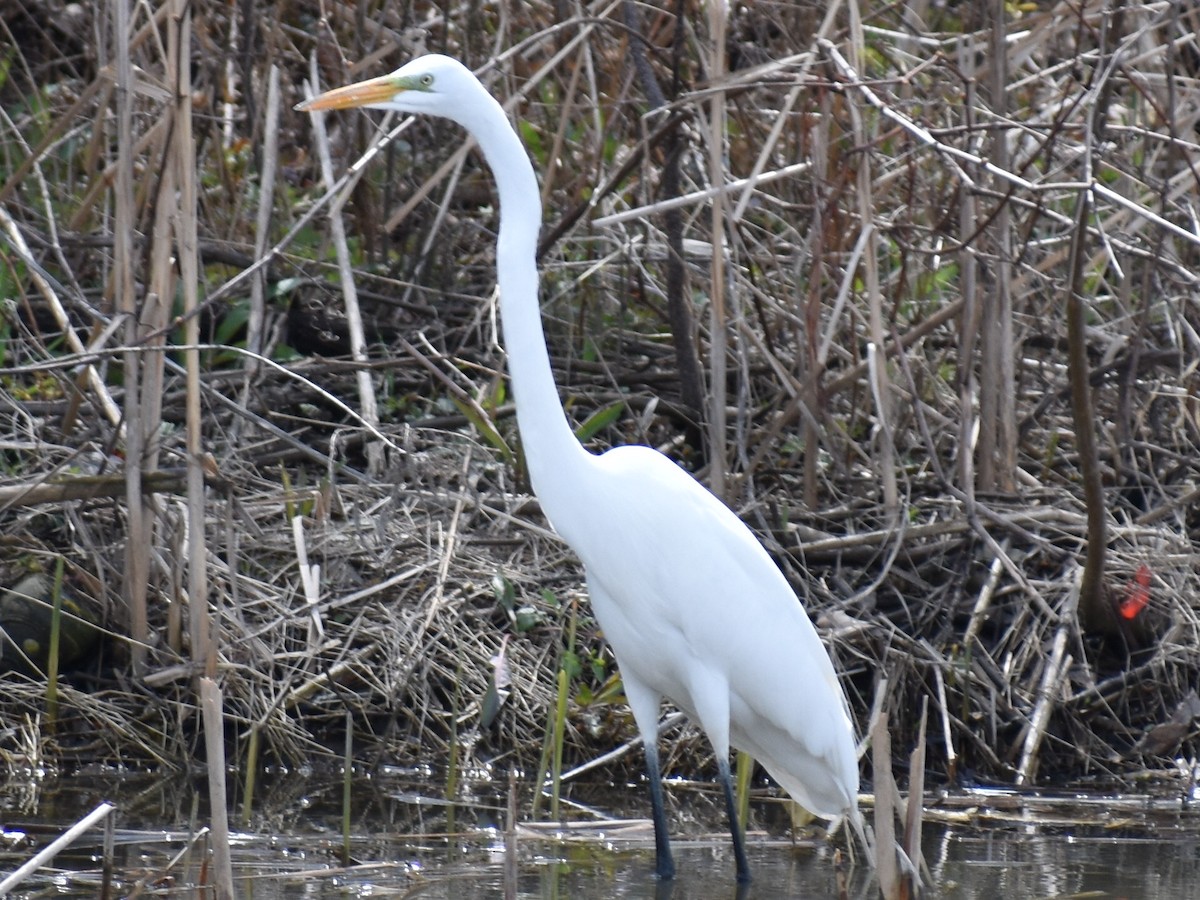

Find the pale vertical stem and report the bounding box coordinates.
[977,55,1001,484]
[173,0,211,675]
[802,87,831,510]
[247,65,281,366]
[1015,626,1070,785]
[847,0,896,516]
[871,711,900,897]
[957,35,979,501]
[989,0,1016,491]
[113,0,147,676]
[200,677,235,899]
[306,57,382,476]
[140,0,181,682]
[706,1,729,498]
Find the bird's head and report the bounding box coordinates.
[295,54,484,126]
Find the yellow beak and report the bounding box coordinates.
[296,74,403,113]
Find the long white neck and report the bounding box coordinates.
[463,91,592,518]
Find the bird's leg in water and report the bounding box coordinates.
[718,756,751,883]
[644,743,676,880]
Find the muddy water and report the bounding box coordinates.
[2,771,1199,897]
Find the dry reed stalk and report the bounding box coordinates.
[847,3,898,520]
[504,769,518,900]
[871,711,900,898]
[245,64,282,371]
[0,206,122,427]
[0,801,115,893]
[903,700,927,891]
[200,676,235,899]
[705,0,730,498]
[290,513,325,647]
[110,0,148,677]
[1016,624,1072,785]
[304,55,383,478]
[979,0,1017,492]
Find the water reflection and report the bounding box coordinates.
[3,773,1200,898]
[929,823,1200,898]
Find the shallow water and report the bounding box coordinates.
[3,771,1200,897]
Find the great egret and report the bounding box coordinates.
[298,54,862,883]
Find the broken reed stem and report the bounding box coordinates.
[342,710,353,866]
[964,548,1006,648]
[101,808,115,899]
[871,711,900,899]
[904,699,928,892]
[200,677,235,900]
[504,770,518,900]
[44,557,65,728]
[445,667,460,837]
[933,662,957,785]
[303,53,381,477]
[1016,625,1072,786]
[0,801,116,894]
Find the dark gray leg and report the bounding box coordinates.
[644,742,676,880]
[717,756,751,883]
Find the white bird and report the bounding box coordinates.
[298,54,862,883]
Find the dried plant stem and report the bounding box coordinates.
[1016,625,1072,785]
[1066,187,1110,634]
[705,0,729,496]
[626,0,705,442]
[903,699,927,889]
[871,711,900,899]
[246,64,282,369]
[304,55,382,476]
[109,0,149,676]
[0,205,122,426]
[979,0,1016,491]
[200,677,235,899]
[45,557,65,727]
[0,802,116,894]
[933,662,956,784]
[847,4,897,519]
[504,771,518,900]
[342,711,353,865]
[964,548,1006,649]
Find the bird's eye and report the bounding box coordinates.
[420,74,434,87]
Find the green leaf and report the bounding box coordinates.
[561,649,582,680]
[514,605,541,633]
[573,400,624,443]
[451,396,514,465]
[492,573,516,611]
[480,677,503,728]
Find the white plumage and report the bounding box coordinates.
[299,54,862,883]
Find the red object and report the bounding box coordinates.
[1118,565,1152,620]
